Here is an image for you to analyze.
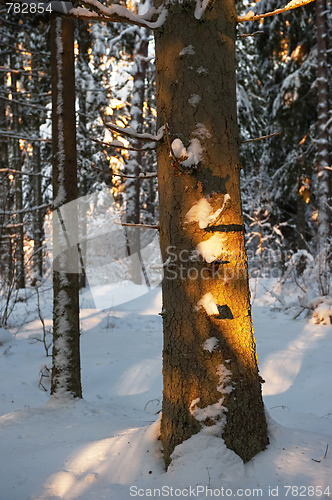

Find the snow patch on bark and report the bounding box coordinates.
[190,397,225,422]
[189,364,233,426]
[188,94,201,108]
[194,0,210,19]
[185,199,219,229]
[195,292,219,315]
[179,45,195,56]
[185,194,230,229]
[196,233,225,263]
[171,138,202,168]
[197,66,208,75]
[193,123,211,139]
[171,138,187,159]
[182,139,202,167]
[203,337,219,352]
[216,364,233,394]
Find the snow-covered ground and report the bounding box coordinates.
[0,280,331,500]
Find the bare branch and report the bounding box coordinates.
[0,131,51,143]
[238,31,264,38]
[241,131,281,144]
[0,202,51,216]
[90,163,157,180]
[114,222,159,230]
[238,0,315,22]
[0,168,50,178]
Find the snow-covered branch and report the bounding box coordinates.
[107,26,140,52]
[105,123,164,142]
[238,0,315,22]
[91,137,157,152]
[66,0,168,29]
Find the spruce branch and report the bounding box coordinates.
[238,0,315,22]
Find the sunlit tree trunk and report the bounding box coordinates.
[154,0,268,467]
[32,138,43,280]
[126,26,149,284]
[50,15,82,398]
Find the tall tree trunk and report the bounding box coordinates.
[316,0,331,249]
[32,139,43,280]
[126,29,150,285]
[154,0,268,467]
[51,15,82,399]
[126,32,149,224]
[316,0,331,295]
[11,72,25,289]
[0,77,12,285]
[296,157,309,250]
[77,23,92,290]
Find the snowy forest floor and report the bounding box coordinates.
[0,279,331,500]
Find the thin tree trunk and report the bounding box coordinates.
[316,0,331,296]
[316,0,331,248]
[126,29,149,285]
[51,15,82,399]
[32,138,43,280]
[11,72,25,289]
[296,157,308,250]
[154,0,268,467]
[0,78,12,284]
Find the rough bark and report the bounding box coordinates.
[51,15,82,399]
[154,0,268,467]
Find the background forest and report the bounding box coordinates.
[0,0,331,329]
